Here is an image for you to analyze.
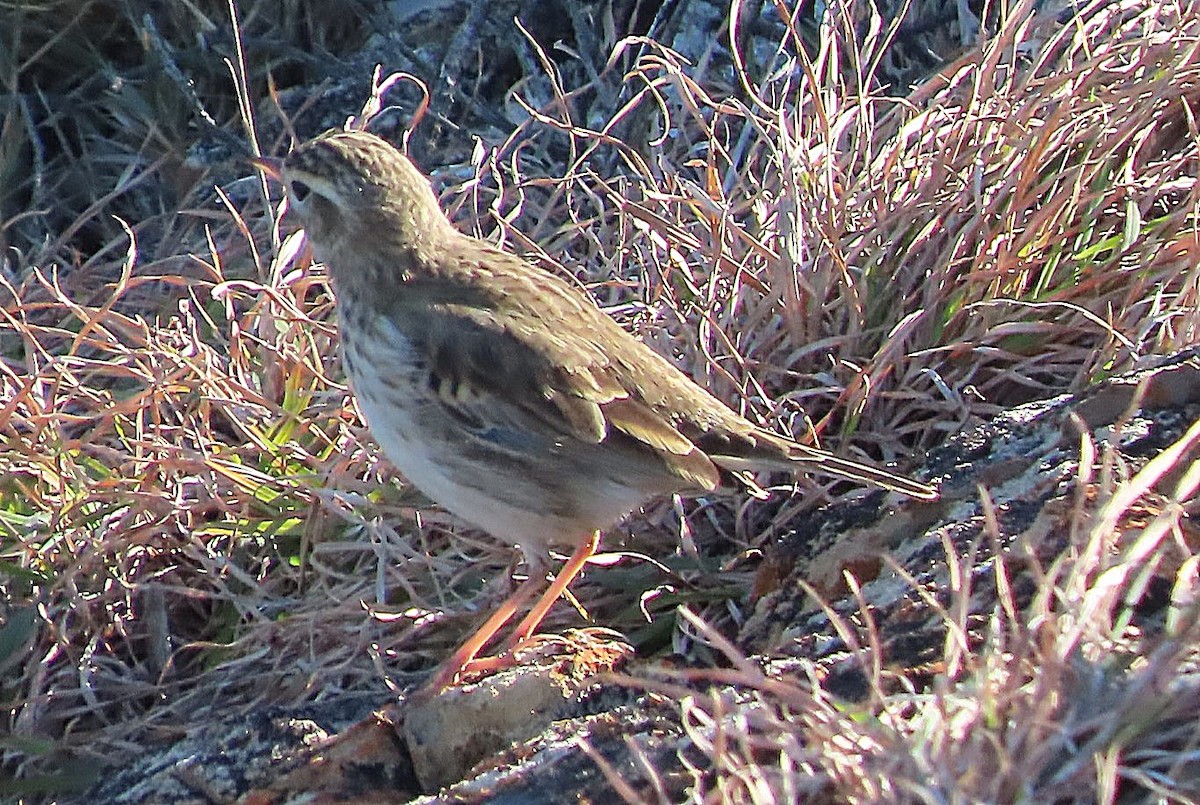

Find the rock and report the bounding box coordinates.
[401,630,633,792]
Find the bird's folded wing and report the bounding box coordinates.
[409,292,722,492]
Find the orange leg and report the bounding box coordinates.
[422,531,601,693]
[502,530,600,650]
[422,572,542,692]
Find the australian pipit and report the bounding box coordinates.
[254,129,937,692]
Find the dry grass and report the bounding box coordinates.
[1,0,1199,800]
[622,415,1200,802]
[0,0,376,279]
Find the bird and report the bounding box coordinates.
[252,128,937,692]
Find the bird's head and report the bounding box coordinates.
[253,129,448,262]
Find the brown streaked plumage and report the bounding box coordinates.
[257,129,937,691]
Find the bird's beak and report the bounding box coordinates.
[251,155,283,181]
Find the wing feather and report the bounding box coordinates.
[394,245,726,491]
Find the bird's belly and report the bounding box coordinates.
[343,327,647,555]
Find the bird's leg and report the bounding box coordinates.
[422,532,600,692]
[422,572,543,692]
[501,530,600,650]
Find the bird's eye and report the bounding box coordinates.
[290,180,312,203]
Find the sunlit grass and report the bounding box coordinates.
[2,0,1198,799]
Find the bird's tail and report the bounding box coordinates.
[713,441,938,500]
